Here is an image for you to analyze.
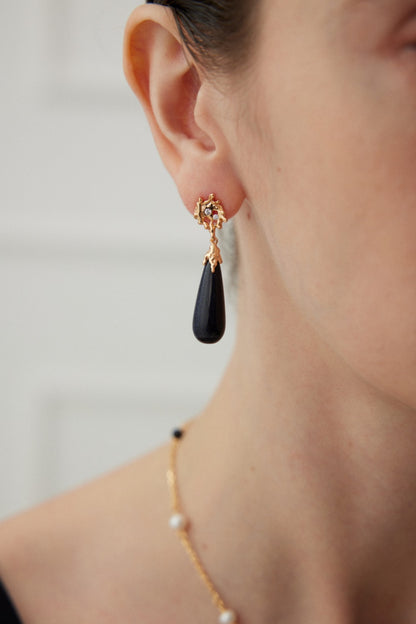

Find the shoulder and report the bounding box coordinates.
[0,441,172,623]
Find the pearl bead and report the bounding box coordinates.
[169,513,187,530]
[219,609,237,624]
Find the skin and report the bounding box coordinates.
[2,0,416,622]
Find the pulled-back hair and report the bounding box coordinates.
[146,0,257,74]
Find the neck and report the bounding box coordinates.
[178,214,416,623]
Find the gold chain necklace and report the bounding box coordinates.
[167,423,238,624]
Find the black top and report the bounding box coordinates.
[0,580,22,623]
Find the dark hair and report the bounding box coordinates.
[146,0,257,74]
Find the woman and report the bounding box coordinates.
[2,0,416,621]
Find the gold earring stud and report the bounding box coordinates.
[194,194,227,272]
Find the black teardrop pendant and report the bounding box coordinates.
[192,261,226,344]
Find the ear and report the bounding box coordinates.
[123,4,245,218]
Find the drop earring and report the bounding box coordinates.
[192,194,227,344]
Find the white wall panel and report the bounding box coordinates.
[44,0,139,97]
[0,0,237,521]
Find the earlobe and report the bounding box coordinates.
[123,4,245,221]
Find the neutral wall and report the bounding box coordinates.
[0,0,236,520]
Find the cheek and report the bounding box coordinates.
[258,63,416,408]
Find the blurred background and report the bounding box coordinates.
[0,0,236,521]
